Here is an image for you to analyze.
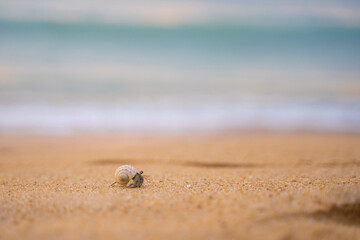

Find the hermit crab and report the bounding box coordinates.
[110,165,144,188]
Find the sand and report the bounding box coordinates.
[0,132,359,240]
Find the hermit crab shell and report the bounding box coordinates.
[114,165,137,186]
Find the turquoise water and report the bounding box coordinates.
[0,20,359,133]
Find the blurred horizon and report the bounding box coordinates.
[1,0,360,27]
[0,0,359,134]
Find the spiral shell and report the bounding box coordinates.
[114,165,137,186]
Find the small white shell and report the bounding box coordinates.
[114,165,137,186]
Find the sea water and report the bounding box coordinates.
[0,20,359,134]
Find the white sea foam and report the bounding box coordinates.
[0,99,359,135]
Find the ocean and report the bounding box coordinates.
[0,20,359,134]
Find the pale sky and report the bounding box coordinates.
[0,0,359,26]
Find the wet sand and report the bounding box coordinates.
[0,133,359,240]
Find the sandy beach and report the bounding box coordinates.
[0,132,359,240]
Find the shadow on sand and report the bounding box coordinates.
[89,158,266,168]
[89,157,359,169]
[270,203,360,227]
[307,202,360,226]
